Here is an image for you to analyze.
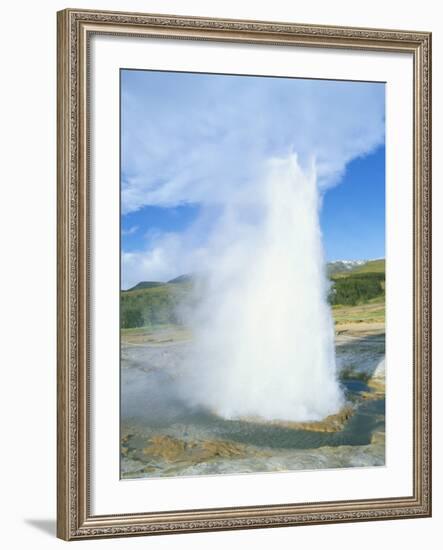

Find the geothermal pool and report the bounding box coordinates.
[120,158,385,479]
[120,327,385,479]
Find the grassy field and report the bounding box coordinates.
[351,259,385,274]
[331,259,385,278]
[121,324,192,345]
[331,260,385,329]
[121,299,385,344]
[332,296,385,326]
[121,260,385,336]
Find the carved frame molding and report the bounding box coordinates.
[57,8,431,540]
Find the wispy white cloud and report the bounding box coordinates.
[121,71,385,287]
[121,217,213,288]
[121,71,384,214]
[121,225,139,236]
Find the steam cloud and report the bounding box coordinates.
[121,71,385,422]
[180,155,344,422]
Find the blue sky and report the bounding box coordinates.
[121,69,385,288]
[320,144,385,260]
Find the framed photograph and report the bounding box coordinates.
[57,8,432,540]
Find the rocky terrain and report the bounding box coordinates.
[120,324,385,479]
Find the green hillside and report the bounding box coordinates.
[330,259,385,278]
[327,259,385,306]
[350,259,385,274]
[121,260,385,329]
[121,281,191,329]
[126,281,164,291]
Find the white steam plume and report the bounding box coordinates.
[181,154,344,422]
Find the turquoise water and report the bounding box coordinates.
[213,397,385,449]
[123,368,385,450]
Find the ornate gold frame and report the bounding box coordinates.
[57,8,432,540]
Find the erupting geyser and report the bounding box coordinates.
[183,154,344,422]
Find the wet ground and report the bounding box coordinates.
[121,327,385,478]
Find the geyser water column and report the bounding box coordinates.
[185,154,344,422]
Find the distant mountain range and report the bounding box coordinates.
[167,274,194,284]
[327,258,384,276]
[126,259,385,292]
[329,258,385,275]
[327,259,365,275]
[121,259,385,328]
[125,274,194,292]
